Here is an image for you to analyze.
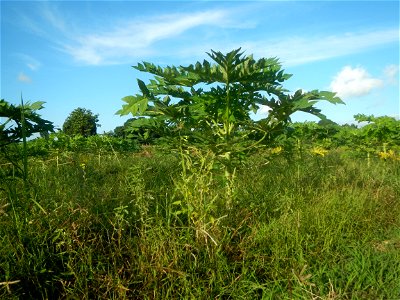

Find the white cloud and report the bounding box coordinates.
[19,2,399,67]
[258,105,272,115]
[329,66,383,98]
[250,105,272,121]
[62,10,230,65]
[18,72,32,83]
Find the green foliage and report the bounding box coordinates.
[0,99,54,147]
[117,48,345,208]
[1,149,399,298]
[0,98,54,182]
[113,118,161,144]
[354,114,400,146]
[3,47,400,299]
[281,121,343,150]
[62,107,99,137]
[24,131,139,157]
[269,115,400,160]
[117,48,344,159]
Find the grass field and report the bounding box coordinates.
[1,147,399,299]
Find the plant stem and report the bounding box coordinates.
[20,94,28,184]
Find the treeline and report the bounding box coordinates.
[275,114,400,152]
[10,113,396,160]
[110,114,400,152]
[24,133,140,157]
[5,113,400,159]
[1,98,399,160]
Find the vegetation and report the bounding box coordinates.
[0,98,54,182]
[63,107,99,137]
[0,98,54,147]
[0,143,399,299]
[118,49,342,168]
[112,118,161,144]
[0,50,399,299]
[118,49,343,207]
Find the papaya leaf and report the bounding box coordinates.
[117,95,149,116]
[28,101,46,111]
[137,79,151,98]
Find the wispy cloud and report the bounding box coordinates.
[329,66,383,98]
[243,29,399,67]
[18,72,32,83]
[62,10,232,65]
[173,28,399,69]
[384,64,399,84]
[16,54,42,71]
[17,2,399,67]
[40,3,68,33]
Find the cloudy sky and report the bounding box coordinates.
[1,1,399,132]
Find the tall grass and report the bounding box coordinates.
[0,148,399,299]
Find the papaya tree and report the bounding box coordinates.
[117,48,344,205]
[354,114,400,146]
[0,98,54,182]
[117,49,344,170]
[118,48,343,160]
[352,114,400,159]
[1,99,54,147]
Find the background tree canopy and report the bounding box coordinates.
[63,107,99,137]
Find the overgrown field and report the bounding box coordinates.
[1,147,400,299]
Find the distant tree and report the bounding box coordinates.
[63,108,99,137]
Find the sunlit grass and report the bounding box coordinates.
[0,148,399,299]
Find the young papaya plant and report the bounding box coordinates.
[0,98,54,181]
[117,48,344,206]
[1,99,54,147]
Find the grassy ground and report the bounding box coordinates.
[1,148,399,299]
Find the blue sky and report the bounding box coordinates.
[1,1,399,133]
